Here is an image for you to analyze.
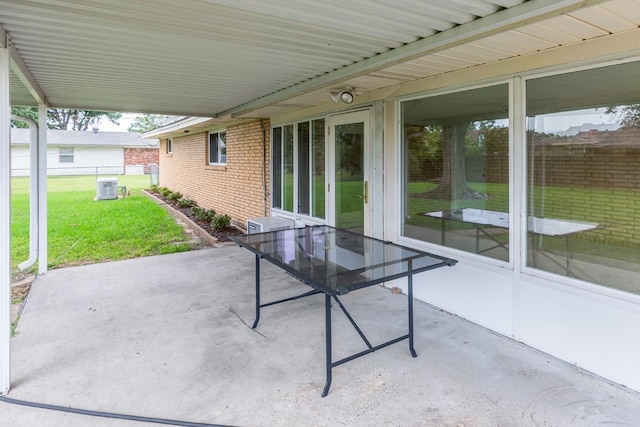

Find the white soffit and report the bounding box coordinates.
[2,0,637,119]
[257,0,640,117]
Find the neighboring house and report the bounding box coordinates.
[10,128,159,176]
[557,121,621,136]
[143,3,640,394]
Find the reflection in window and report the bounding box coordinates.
[283,125,294,212]
[298,122,310,215]
[272,120,325,218]
[312,119,325,218]
[208,131,226,164]
[526,61,640,294]
[401,84,510,261]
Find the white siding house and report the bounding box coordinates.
[10,128,159,176]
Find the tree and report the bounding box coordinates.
[127,114,167,133]
[9,106,37,128]
[410,122,485,200]
[606,104,640,127]
[10,106,121,130]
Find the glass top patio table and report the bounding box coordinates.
[231,225,457,296]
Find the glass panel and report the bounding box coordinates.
[298,122,310,215]
[231,226,455,295]
[312,119,325,219]
[526,61,640,294]
[59,147,74,163]
[335,122,364,232]
[218,132,227,164]
[401,84,510,261]
[209,133,218,163]
[283,125,294,212]
[271,127,282,209]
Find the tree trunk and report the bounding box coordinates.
[419,123,485,200]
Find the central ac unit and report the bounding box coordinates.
[247,217,293,234]
[96,178,118,200]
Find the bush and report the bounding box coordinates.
[211,214,231,230]
[159,187,172,197]
[148,184,160,194]
[166,191,183,202]
[176,198,197,208]
[192,206,216,222]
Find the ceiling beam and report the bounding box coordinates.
[219,0,608,118]
[8,37,46,105]
[0,25,5,49]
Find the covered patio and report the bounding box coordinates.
[4,0,640,422]
[3,245,640,426]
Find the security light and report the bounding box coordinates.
[330,87,358,104]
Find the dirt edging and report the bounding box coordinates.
[142,189,225,247]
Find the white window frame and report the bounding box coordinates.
[271,119,325,220]
[167,138,173,154]
[208,131,227,165]
[59,147,74,163]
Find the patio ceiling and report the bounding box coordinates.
[2,0,638,120]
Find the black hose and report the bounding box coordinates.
[0,395,236,427]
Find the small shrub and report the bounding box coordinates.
[211,214,231,230]
[159,187,172,197]
[176,198,197,208]
[191,206,204,218]
[192,207,216,222]
[166,191,183,202]
[148,184,160,194]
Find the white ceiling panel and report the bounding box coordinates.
[3,0,636,121]
[569,2,640,32]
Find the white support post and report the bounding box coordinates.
[1,33,12,396]
[38,103,47,274]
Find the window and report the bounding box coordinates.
[59,147,74,163]
[526,61,640,294]
[209,131,227,164]
[401,84,510,262]
[272,119,325,218]
[167,138,173,154]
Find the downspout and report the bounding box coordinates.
[11,115,38,271]
[260,119,267,217]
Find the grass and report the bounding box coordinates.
[404,180,640,267]
[11,175,191,278]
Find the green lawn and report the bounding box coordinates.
[11,175,190,278]
[405,180,640,266]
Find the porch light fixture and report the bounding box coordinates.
[330,87,357,104]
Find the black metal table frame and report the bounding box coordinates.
[238,236,455,397]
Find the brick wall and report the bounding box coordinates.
[159,119,270,229]
[124,147,159,173]
[481,127,640,248]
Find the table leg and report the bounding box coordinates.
[322,293,332,397]
[408,261,417,358]
[252,254,261,329]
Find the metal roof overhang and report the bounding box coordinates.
[2,0,626,120]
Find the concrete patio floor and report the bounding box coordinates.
[3,245,640,426]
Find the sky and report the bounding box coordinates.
[536,108,620,133]
[96,113,138,132]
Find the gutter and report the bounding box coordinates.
[11,115,38,271]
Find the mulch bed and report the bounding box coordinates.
[151,193,244,242]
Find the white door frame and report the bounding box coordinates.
[326,109,372,235]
